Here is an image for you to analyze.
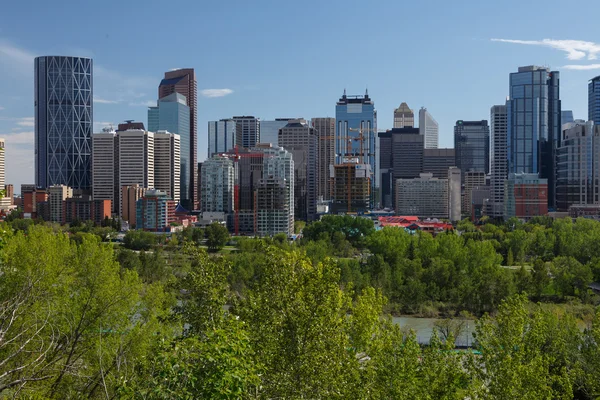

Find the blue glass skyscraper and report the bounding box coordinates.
[35,56,93,190]
[335,90,377,205]
[148,92,190,206]
[506,66,560,208]
[589,75,600,123]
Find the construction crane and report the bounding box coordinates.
[348,126,377,163]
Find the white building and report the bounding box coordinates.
[0,138,13,211]
[259,145,294,236]
[92,130,117,213]
[201,155,234,213]
[489,105,508,218]
[154,131,181,203]
[396,173,448,219]
[118,130,154,216]
[448,167,461,222]
[419,107,439,149]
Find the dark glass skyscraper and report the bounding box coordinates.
[507,65,560,208]
[158,69,197,210]
[35,56,93,190]
[454,120,490,181]
[589,75,600,123]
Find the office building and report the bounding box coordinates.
[423,148,455,178]
[448,167,461,222]
[158,69,197,209]
[122,185,146,228]
[590,75,600,123]
[454,120,490,181]
[312,117,335,200]
[35,56,93,190]
[505,173,548,219]
[64,196,111,225]
[556,121,597,210]
[489,105,508,218]
[332,160,371,214]
[562,110,574,126]
[118,129,154,216]
[148,92,191,207]
[92,130,118,214]
[278,119,317,221]
[136,189,176,232]
[48,185,73,223]
[257,176,292,237]
[378,127,423,209]
[471,185,491,220]
[0,138,12,210]
[393,102,414,128]
[463,171,486,216]
[201,155,235,213]
[396,173,449,219]
[154,131,181,203]
[419,107,439,149]
[207,119,236,157]
[260,119,297,146]
[335,90,377,204]
[233,116,260,149]
[507,66,561,208]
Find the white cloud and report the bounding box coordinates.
[94,96,119,104]
[0,106,4,111]
[0,40,36,71]
[93,121,117,131]
[200,88,234,98]
[1,130,34,145]
[562,64,600,70]
[128,100,156,107]
[491,38,600,60]
[16,117,34,127]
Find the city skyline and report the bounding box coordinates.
[1,0,600,191]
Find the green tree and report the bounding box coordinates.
[123,230,157,251]
[205,222,230,252]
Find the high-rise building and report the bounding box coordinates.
[589,75,600,123]
[278,119,317,221]
[335,90,377,204]
[448,167,462,223]
[154,131,181,203]
[92,130,118,214]
[312,117,335,200]
[201,155,235,213]
[118,129,154,216]
[332,160,371,214]
[48,185,73,223]
[148,92,191,206]
[197,162,202,210]
[504,173,548,219]
[562,110,574,126]
[261,146,294,233]
[122,185,146,228]
[257,176,292,237]
[233,116,260,149]
[64,196,111,225]
[393,102,414,128]
[207,119,236,157]
[507,66,561,209]
[423,148,455,178]
[35,56,93,190]
[454,120,490,181]
[136,189,176,232]
[5,184,14,207]
[489,105,508,219]
[463,171,486,216]
[396,173,449,219]
[260,119,297,146]
[0,138,11,210]
[158,69,197,209]
[419,107,439,149]
[556,121,597,210]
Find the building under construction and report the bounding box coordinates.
[331,158,371,214]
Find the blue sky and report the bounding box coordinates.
[1,0,600,191]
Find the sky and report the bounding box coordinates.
[1,0,600,192]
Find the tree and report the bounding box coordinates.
[123,230,157,251]
[205,223,229,252]
[552,256,593,299]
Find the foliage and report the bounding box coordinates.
[123,229,158,251]
[204,222,230,252]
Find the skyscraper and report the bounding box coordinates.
[92,130,118,213]
[312,117,335,200]
[118,129,154,217]
[489,105,508,218]
[260,119,297,146]
[154,131,181,203]
[454,120,490,181]
[207,119,236,157]
[35,56,93,190]
[561,110,574,126]
[233,116,260,149]
[258,146,294,236]
[0,138,11,211]
[393,102,414,128]
[419,107,439,149]
[589,76,600,124]
[158,69,197,209]
[148,92,190,206]
[507,66,561,208]
[201,155,234,213]
[335,90,377,205]
[278,119,317,221]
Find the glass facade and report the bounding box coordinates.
[207,119,236,157]
[259,119,292,146]
[35,56,93,190]
[147,93,190,205]
[589,76,600,124]
[507,66,560,208]
[335,91,377,205]
[454,120,489,181]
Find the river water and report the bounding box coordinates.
[392,316,476,347]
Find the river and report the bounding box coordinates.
[392,316,476,347]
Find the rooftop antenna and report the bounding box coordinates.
[365,88,369,96]
[343,88,346,97]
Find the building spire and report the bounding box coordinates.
[343,88,346,97]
